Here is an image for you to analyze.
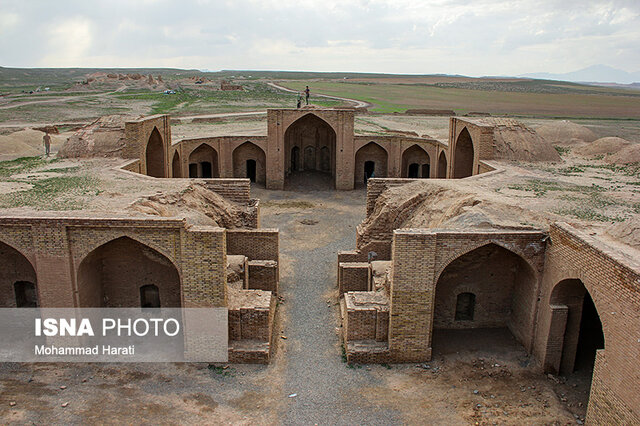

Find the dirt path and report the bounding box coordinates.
[267,82,371,109]
[254,182,400,424]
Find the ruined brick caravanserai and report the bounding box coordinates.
[0,107,638,424]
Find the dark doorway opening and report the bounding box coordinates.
[364,161,375,183]
[408,163,420,178]
[140,284,160,308]
[455,292,475,321]
[574,293,604,371]
[246,160,257,182]
[437,152,447,178]
[189,163,198,178]
[200,162,212,178]
[304,146,316,170]
[291,147,300,172]
[422,164,430,178]
[14,281,38,307]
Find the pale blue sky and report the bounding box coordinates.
[0,0,638,76]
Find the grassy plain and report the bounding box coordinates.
[281,79,640,118]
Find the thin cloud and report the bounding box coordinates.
[0,0,637,75]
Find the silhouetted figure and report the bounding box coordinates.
[297,92,302,108]
[305,86,310,105]
[43,132,51,157]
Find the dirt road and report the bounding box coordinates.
[267,82,371,109]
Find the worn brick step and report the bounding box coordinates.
[228,339,271,364]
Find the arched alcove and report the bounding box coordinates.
[354,142,388,186]
[146,127,165,178]
[232,142,266,184]
[453,128,474,178]
[77,237,181,308]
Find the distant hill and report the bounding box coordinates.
[521,65,640,84]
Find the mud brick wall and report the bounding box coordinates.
[120,159,141,173]
[248,260,278,294]
[365,178,422,216]
[342,297,389,342]
[201,179,251,204]
[388,230,435,361]
[344,302,377,340]
[228,294,275,341]
[338,262,370,294]
[535,223,640,424]
[226,229,279,261]
[124,115,171,176]
[180,226,227,307]
[0,217,228,308]
[338,241,392,264]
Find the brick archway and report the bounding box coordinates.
[546,279,604,375]
[172,151,181,178]
[76,236,181,308]
[0,240,38,307]
[232,142,266,184]
[453,127,474,178]
[284,113,336,184]
[433,243,537,353]
[146,127,165,178]
[354,142,388,186]
[437,151,447,178]
[401,144,431,178]
[188,143,219,178]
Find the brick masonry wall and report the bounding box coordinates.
[0,217,227,308]
[338,262,370,294]
[226,229,279,261]
[247,260,279,294]
[365,178,423,216]
[449,118,493,178]
[345,303,377,340]
[124,115,171,177]
[229,292,275,341]
[534,223,640,424]
[342,294,390,342]
[388,230,436,361]
[201,179,251,204]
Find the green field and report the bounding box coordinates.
[280,80,640,118]
[1,67,639,123]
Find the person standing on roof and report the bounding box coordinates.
[43,132,51,157]
[305,86,310,105]
[297,92,302,108]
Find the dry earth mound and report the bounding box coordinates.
[59,115,129,158]
[488,119,561,162]
[0,129,66,159]
[76,73,167,91]
[606,144,640,165]
[357,180,550,246]
[575,137,632,157]
[127,183,252,228]
[606,217,640,250]
[535,121,597,146]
